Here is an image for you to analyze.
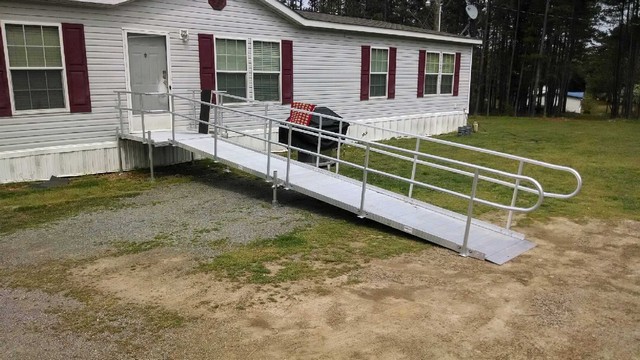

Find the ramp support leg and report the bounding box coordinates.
[266,119,273,181]
[336,120,343,174]
[358,144,371,218]
[116,127,123,173]
[408,138,421,198]
[171,95,176,143]
[461,169,479,257]
[272,170,279,207]
[285,123,293,189]
[213,106,218,162]
[147,131,155,182]
[316,115,323,168]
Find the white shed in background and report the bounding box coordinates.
[566,92,584,113]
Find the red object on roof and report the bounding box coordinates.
[289,102,316,126]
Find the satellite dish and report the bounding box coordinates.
[465,4,478,20]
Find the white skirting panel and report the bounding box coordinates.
[0,140,194,184]
[347,111,467,142]
[222,111,467,151]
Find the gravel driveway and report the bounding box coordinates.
[0,173,335,268]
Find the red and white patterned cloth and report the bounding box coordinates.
[288,102,316,126]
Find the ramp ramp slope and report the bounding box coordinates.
[146,131,535,265]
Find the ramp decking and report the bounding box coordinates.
[123,130,535,264]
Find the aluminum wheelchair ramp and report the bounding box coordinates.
[115,91,582,265]
[131,131,534,265]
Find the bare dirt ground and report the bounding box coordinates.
[1,182,639,359]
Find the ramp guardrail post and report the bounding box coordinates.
[211,100,218,161]
[213,103,219,162]
[266,118,273,181]
[336,119,343,174]
[359,143,371,218]
[264,104,269,152]
[117,92,124,134]
[409,138,421,198]
[218,93,225,136]
[116,127,123,173]
[316,115,323,168]
[506,161,525,229]
[170,94,176,143]
[461,169,480,257]
[191,90,197,130]
[147,130,155,182]
[285,122,292,189]
[140,94,146,143]
[272,170,279,207]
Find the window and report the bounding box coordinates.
[215,38,282,103]
[216,38,247,103]
[425,52,439,95]
[441,53,455,94]
[424,52,455,95]
[252,41,280,102]
[370,48,388,98]
[5,24,65,111]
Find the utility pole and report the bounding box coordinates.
[427,0,442,31]
[437,0,442,32]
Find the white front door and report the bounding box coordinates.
[127,33,171,132]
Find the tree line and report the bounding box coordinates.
[279,0,637,119]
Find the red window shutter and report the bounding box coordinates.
[387,47,397,99]
[360,45,371,101]
[281,40,293,105]
[198,34,216,103]
[0,27,12,117]
[62,23,91,113]
[417,50,426,98]
[453,52,461,96]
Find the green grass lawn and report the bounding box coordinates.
[199,220,428,284]
[337,116,640,223]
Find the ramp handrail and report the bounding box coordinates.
[254,99,581,201]
[206,90,581,229]
[115,90,581,256]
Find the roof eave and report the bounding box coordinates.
[20,0,134,7]
[259,0,482,45]
[19,0,483,45]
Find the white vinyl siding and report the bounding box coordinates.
[370,47,388,98]
[3,23,66,112]
[252,40,280,102]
